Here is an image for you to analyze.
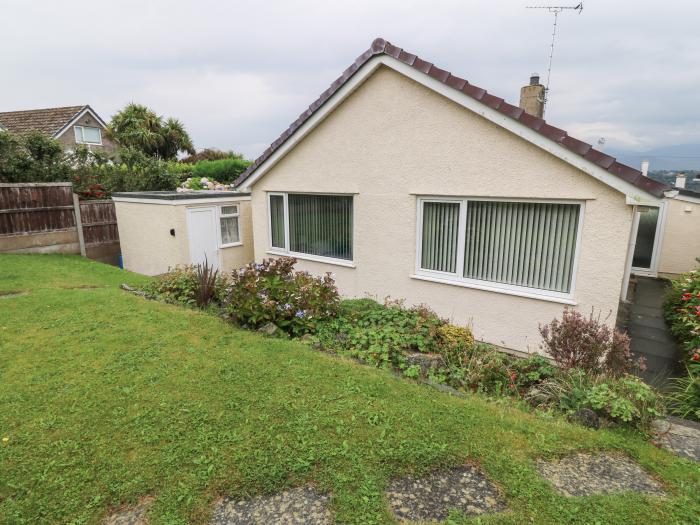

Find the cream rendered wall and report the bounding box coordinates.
[219,199,255,273]
[114,201,188,276]
[657,197,700,277]
[250,66,634,353]
[115,198,255,276]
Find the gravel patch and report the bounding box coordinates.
[102,497,152,525]
[385,465,506,522]
[210,486,331,524]
[537,452,665,497]
[652,418,700,462]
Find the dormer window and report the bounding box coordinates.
[74,125,102,145]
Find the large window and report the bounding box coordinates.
[74,126,102,145]
[269,193,353,261]
[417,198,582,298]
[219,204,240,246]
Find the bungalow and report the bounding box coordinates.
[0,105,117,154]
[114,38,699,355]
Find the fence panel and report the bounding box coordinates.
[0,183,76,236]
[0,183,121,265]
[78,199,121,265]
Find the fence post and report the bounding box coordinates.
[72,193,86,257]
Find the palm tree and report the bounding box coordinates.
[107,104,194,160]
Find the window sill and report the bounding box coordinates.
[267,250,356,268]
[220,242,243,249]
[410,273,577,305]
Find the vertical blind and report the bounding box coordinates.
[421,199,580,294]
[270,195,285,248]
[421,202,460,273]
[270,193,353,260]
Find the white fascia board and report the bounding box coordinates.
[112,196,251,205]
[53,106,108,139]
[242,55,661,206]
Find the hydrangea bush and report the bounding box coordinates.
[177,176,232,192]
[224,257,340,337]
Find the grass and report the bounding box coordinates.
[0,254,698,524]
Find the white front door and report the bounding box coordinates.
[187,207,220,269]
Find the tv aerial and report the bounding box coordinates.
[526,2,583,115]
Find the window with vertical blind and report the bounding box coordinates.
[416,198,582,298]
[268,193,353,262]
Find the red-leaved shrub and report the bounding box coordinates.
[539,308,642,376]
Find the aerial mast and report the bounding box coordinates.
[526,2,583,115]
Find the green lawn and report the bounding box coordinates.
[0,254,698,524]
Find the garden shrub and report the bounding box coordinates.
[527,369,663,429]
[664,266,700,362]
[143,265,228,307]
[539,308,640,376]
[224,257,339,337]
[313,298,455,367]
[666,361,700,421]
[192,157,251,184]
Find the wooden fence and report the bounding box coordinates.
[0,183,121,265]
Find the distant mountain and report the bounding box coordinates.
[607,144,700,171]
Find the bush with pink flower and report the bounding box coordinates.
[223,257,340,337]
[176,176,233,192]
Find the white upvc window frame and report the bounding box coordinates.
[218,203,242,248]
[266,191,355,268]
[630,201,668,278]
[413,196,585,304]
[74,125,103,145]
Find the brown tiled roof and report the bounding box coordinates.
[235,38,670,198]
[0,105,87,137]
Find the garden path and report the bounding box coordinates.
[624,277,681,386]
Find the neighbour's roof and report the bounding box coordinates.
[111,191,250,200]
[0,105,88,136]
[235,38,670,198]
[677,187,700,199]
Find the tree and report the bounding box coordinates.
[0,131,70,183]
[107,103,195,160]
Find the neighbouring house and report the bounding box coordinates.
[113,38,700,355]
[0,105,117,154]
[112,191,253,276]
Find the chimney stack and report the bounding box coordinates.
[641,160,649,177]
[519,73,545,118]
[675,173,687,189]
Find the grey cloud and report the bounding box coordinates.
[2,0,699,159]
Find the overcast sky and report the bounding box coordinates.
[2,0,699,161]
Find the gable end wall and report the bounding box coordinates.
[250,66,633,353]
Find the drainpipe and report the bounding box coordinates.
[620,205,639,302]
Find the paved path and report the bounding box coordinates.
[623,277,681,387]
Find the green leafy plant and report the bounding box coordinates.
[313,298,448,367]
[143,265,227,308]
[191,157,251,184]
[664,266,700,363]
[666,361,700,421]
[223,257,340,337]
[527,369,663,429]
